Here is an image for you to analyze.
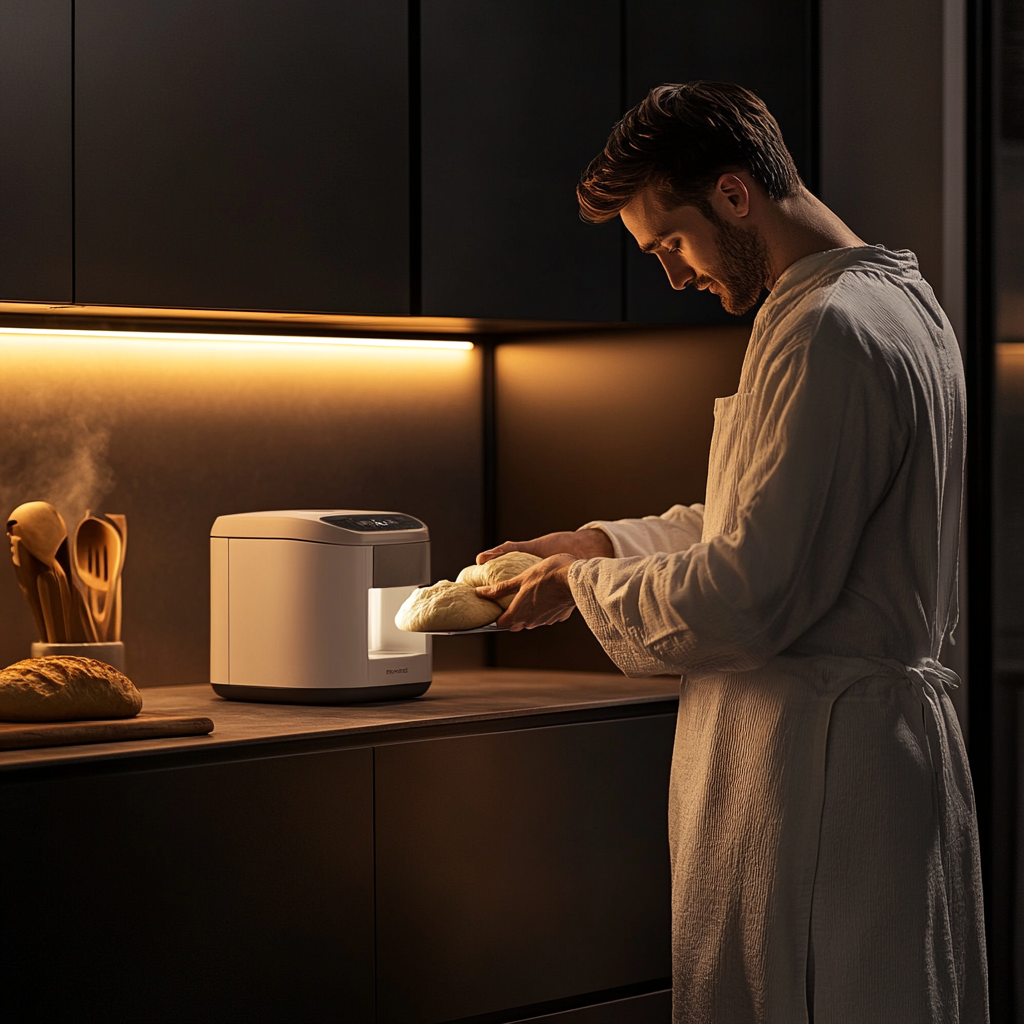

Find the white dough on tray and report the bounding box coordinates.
[456,551,542,608]
[397,551,545,630]
[395,580,503,632]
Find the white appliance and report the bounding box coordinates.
[210,510,431,703]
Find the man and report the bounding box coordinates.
[473,83,988,1023]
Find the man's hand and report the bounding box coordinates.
[475,552,579,631]
[476,528,613,565]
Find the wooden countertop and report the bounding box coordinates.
[0,669,680,772]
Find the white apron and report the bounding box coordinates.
[569,247,988,1023]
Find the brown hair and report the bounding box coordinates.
[577,82,802,223]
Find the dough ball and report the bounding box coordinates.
[0,656,143,722]
[456,551,542,608]
[395,580,503,632]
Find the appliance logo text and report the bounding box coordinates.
[386,668,409,675]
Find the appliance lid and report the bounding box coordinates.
[211,509,429,545]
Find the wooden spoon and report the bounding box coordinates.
[73,515,123,642]
[7,502,74,640]
[54,534,98,642]
[103,513,127,642]
[8,535,49,641]
[37,569,67,642]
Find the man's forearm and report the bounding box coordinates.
[477,528,613,565]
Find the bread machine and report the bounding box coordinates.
[210,510,431,703]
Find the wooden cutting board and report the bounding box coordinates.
[0,712,214,751]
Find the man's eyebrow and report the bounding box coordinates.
[640,233,667,253]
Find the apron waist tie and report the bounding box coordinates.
[906,656,960,693]
[903,657,957,785]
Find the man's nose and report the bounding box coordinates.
[655,252,694,290]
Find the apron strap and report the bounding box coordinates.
[904,658,958,785]
[906,656,960,691]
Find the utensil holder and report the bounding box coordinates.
[31,641,125,673]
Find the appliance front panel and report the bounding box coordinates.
[228,538,371,689]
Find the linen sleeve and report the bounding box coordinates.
[579,504,705,558]
[568,322,910,678]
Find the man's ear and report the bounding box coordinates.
[714,173,751,219]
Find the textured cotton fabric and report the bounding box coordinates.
[568,247,988,1023]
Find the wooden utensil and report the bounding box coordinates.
[52,535,97,642]
[70,582,99,642]
[7,502,74,640]
[102,513,127,642]
[37,570,70,642]
[8,536,49,642]
[73,515,123,642]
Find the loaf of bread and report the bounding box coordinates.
[0,656,143,722]
[456,551,542,608]
[395,580,503,632]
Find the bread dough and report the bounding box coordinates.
[0,656,143,722]
[456,551,543,608]
[397,552,545,630]
[395,580,503,632]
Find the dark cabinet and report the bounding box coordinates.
[420,1,622,321]
[623,0,818,324]
[74,0,410,313]
[0,1,815,323]
[375,715,675,1023]
[421,0,816,326]
[0,748,376,1023]
[0,0,73,302]
[0,690,676,1022]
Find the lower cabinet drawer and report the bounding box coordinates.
[374,714,676,1024]
[0,710,675,1024]
[0,748,375,1023]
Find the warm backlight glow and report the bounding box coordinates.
[0,326,474,351]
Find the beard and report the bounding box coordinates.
[696,213,771,316]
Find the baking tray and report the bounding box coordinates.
[420,623,510,635]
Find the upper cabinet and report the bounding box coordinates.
[624,0,818,325]
[420,1,622,322]
[74,0,410,313]
[0,1,816,323]
[0,0,73,303]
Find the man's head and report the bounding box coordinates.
[577,82,802,314]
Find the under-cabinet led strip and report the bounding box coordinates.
[0,326,474,351]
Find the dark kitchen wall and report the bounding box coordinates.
[0,324,745,687]
[492,326,749,673]
[0,334,485,686]
[996,345,1024,668]
[995,343,1024,1015]
[820,0,950,317]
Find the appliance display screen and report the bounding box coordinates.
[320,513,423,532]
